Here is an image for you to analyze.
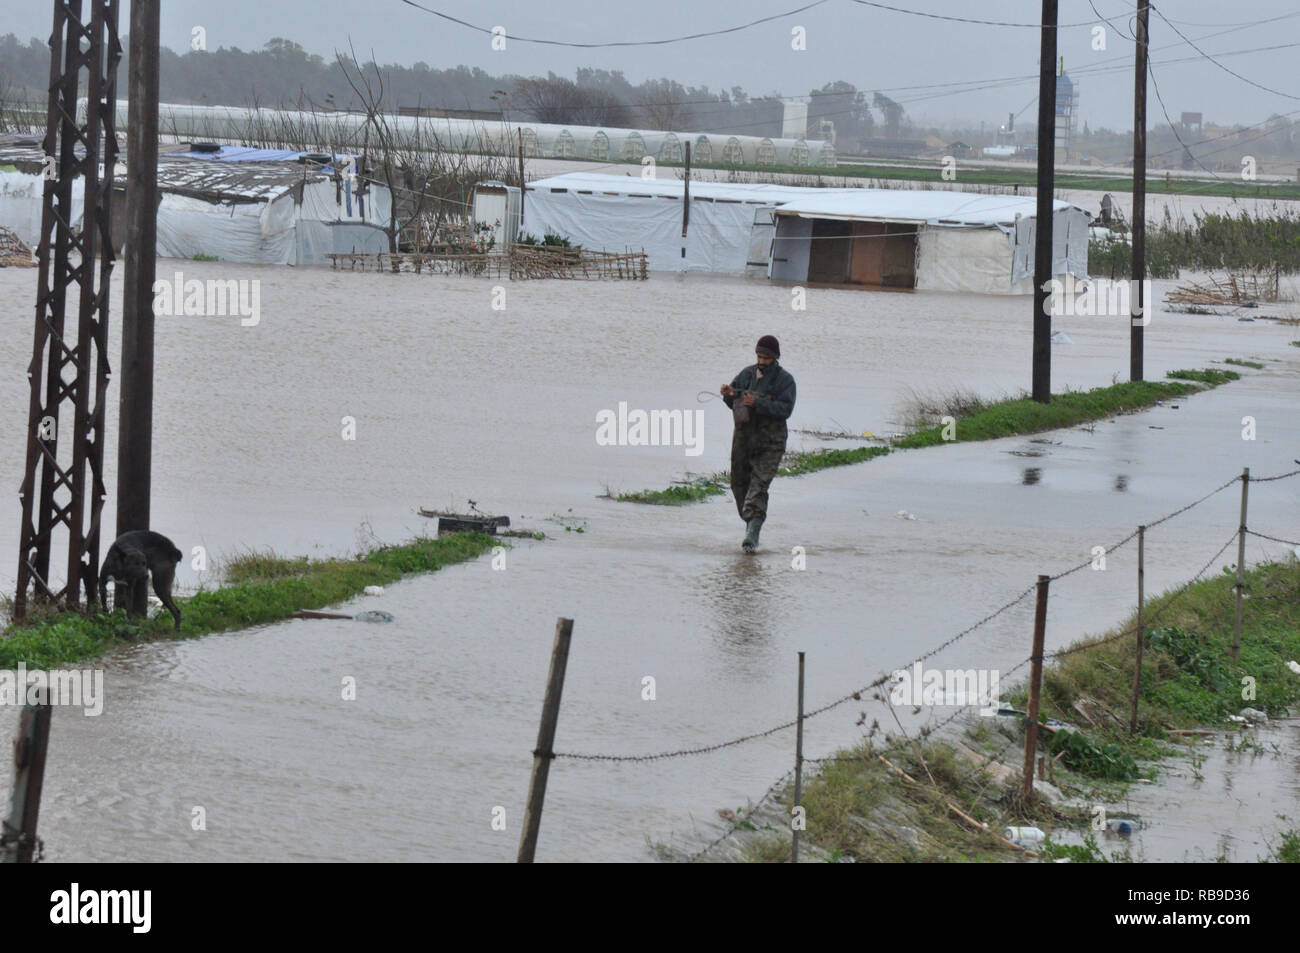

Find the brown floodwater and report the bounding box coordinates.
[0,261,1297,861]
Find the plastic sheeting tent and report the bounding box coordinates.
[0,141,392,265]
[516,172,863,274]
[147,152,392,264]
[509,172,1088,292]
[771,190,1090,294]
[0,169,84,249]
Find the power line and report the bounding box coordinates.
[1152,10,1300,30]
[1150,3,1300,102]
[1146,55,1224,181]
[845,0,1097,29]
[1089,0,1136,42]
[396,0,834,48]
[1147,105,1300,165]
[511,38,1300,136]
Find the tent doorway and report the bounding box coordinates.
[807,218,852,282]
[847,221,917,288]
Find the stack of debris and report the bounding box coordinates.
[1167,265,1283,309]
[0,226,34,267]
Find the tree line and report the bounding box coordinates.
[0,34,906,145]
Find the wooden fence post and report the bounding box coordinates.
[1,699,53,863]
[1233,468,1249,663]
[791,651,805,864]
[1021,575,1050,803]
[517,617,573,863]
[1130,525,1146,733]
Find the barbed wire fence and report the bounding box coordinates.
[510,465,1300,862]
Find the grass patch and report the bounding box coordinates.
[773,557,1300,862]
[616,483,726,505]
[1223,358,1265,369]
[763,739,1017,863]
[896,373,1227,448]
[1166,368,1240,385]
[221,549,312,585]
[0,532,501,668]
[619,370,1236,504]
[610,155,1300,202]
[778,446,892,475]
[1008,560,1300,745]
[1267,829,1300,863]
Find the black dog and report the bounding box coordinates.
[99,530,183,631]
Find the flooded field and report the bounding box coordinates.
[1,261,1298,861]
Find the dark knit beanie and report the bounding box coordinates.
[756,335,780,358]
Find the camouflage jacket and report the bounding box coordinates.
[723,362,797,435]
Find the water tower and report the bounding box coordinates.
[1055,67,1079,164]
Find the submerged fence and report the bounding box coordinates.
[517,465,1300,863]
[326,245,648,280]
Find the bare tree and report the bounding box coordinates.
[637,79,688,131]
[513,74,633,127]
[0,73,38,135]
[336,44,512,253]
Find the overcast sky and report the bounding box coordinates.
[6,1,1299,131]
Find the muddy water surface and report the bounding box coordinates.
[0,263,1297,861]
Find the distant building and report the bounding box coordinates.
[1055,72,1079,163]
[782,101,809,140]
[858,138,929,158]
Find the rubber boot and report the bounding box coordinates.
[742,517,763,552]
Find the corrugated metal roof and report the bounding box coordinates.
[151,155,330,203]
[0,142,332,203]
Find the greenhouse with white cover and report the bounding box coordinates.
[98,102,837,168]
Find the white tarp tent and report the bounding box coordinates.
[518,172,862,274]
[0,169,85,249]
[0,142,392,265]
[508,173,1089,292]
[146,150,392,265]
[771,190,1090,294]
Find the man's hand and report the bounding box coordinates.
[742,393,756,407]
[721,384,735,397]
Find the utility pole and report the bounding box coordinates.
[15,0,119,619]
[1032,1,1058,404]
[1130,2,1150,381]
[118,0,160,615]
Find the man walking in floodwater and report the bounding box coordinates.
[721,335,796,552]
